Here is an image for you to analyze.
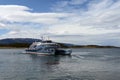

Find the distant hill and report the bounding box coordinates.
[0,38,119,48]
[71,45,119,48]
[0,38,75,48]
[56,42,74,48]
[0,38,41,44]
[0,38,41,48]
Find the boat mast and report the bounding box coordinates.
[41,36,44,41]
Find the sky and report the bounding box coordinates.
[0,0,120,46]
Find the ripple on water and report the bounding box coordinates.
[50,75,95,80]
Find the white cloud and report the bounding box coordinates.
[0,23,5,28]
[0,0,120,46]
[0,5,70,25]
[49,0,120,46]
[50,0,120,35]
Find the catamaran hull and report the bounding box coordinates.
[25,49,72,55]
[25,51,54,55]
[25,49,55,55]
[55,49,72,55]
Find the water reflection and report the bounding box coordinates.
[0,48,120,80]
[25,54,70,73]
[29,55,60,65]
[29,54,71,65]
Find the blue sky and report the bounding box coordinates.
[0,29,9,35]
[0,0,58,12]
[0,0,120,46]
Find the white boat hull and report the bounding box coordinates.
[24,51,54,55]
[24,49,72,55]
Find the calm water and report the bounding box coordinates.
[0,48,120,80]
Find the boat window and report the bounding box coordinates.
[30,44,37,48]
[33,45,36,48]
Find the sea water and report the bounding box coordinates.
[0,48,120,80]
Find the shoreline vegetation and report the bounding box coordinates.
[53,44,120,48]
[71,45,120,48]
[0,43,119,49]
[0,38,119,48]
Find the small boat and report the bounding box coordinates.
[25,40,72,55]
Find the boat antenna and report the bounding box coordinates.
[41,36,44,41]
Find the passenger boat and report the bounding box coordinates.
[25,40,72,55]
